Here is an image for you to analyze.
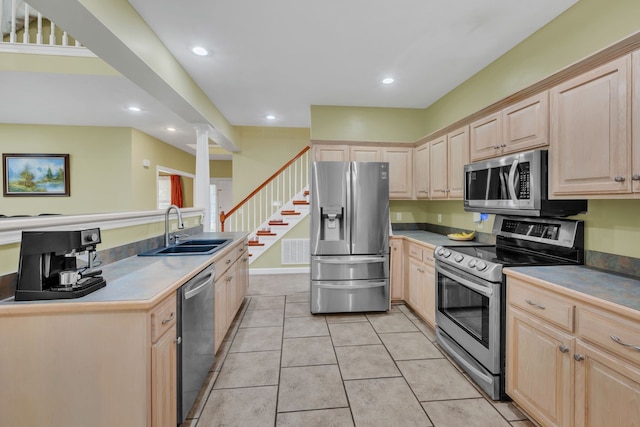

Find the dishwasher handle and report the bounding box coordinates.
[184,266,215,300]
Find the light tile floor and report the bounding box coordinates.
[181,274,535,427]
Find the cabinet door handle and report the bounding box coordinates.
[632,173,640,181]
[174,336,182,345]
[525,299,546,309]
[500,144,507,148]
[162,312,175,325]
[574,354,584,361]
[614,176,626,182]
[226,259,231,265]
[493,145,500,149]
[559,345,570,353]
[611,335,640,351]
[417,268,425,273]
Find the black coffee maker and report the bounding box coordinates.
[15,228,107,301]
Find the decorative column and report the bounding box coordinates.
[194,125,211,232]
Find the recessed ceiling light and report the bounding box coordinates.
[192,46,208,56]
[266,115,276,120]
[127,106,141,112]
[382,77,395,84]
[166,127,176,132]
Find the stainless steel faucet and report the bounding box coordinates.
[165,205,185,246]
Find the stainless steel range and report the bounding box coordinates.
[434,215,584,400]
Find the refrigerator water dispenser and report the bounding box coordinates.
[321,205,344,241]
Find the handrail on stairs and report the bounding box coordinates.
[219,145,311,231]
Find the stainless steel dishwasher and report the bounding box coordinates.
[177,263,215,424]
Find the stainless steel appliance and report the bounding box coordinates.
[310,161,390,314]
[15,228,106,300]
[177,263,215,423]
[464,149,587,217]
[434,215,584,400]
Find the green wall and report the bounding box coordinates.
[0,124,198,216]
[210,160,232,178]
[232,126,310,203]
[310,106,425,143]
[0,124,132,215]
[419,0,640,135]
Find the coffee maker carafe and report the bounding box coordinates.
[15,228,107,301]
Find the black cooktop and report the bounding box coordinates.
[448,244,579,267]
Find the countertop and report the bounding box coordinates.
[0,231,248,314]
[392,230,485,248]
[505,265,640,318]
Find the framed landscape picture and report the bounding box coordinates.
[3,153,70,197]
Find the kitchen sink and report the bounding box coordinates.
[177,239,231,246]
[138,238,232,256]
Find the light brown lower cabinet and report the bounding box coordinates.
[506,274,640,427]
[404,241,436,328]
[390,238,404,301]
[152,323,178,426]
[214,239,249,351]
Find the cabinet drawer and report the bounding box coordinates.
[422,247,435,266]
[507,279,574,332]
[577,306,640,365]
[151,296,177,343]
[407,243,424,262]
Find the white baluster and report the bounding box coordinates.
[36,12,42,45]
[49,21,55,45]
[22,3,29,44]
[62,30,68,46]
[10,0,17,43]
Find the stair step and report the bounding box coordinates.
[281,210,301,216]
[248,241,265,247]
[268,220,289,226]
[256,231,277,236]
[303,190,309,196]
[292,200,309,205]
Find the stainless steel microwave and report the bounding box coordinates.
[463,149,587,217]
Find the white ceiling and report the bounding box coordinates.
[1,0,579,155]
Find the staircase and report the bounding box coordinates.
[220,147,311,264]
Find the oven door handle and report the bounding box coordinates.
[507,159,519,203]
[436,264,493,298]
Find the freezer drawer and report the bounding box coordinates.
[311,255,389,281]
[311,279,389,313]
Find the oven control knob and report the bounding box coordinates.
[454,254,464,263]
[443,250,452,258]
[436,248,445,256]
[476,261,488,271]
[468,259,477,268]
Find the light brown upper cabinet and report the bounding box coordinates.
[470,92,549,162]
[383,147,413,199]
[470,111,503,161]
[414,142,430,199]
[550,55,633,197]
[429,126,469,200]
[350,145,383,162]
[312,144,349,161]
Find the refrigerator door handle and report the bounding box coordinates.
[315,281,387,290]
[314,256,386,264]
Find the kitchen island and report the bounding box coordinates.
[0,231,248,427]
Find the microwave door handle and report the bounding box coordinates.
[507,159,519,203]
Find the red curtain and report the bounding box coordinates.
[170,175,183,208]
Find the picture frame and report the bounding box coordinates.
[3,153,70,197]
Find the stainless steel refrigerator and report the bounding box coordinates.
[310,161,390,314]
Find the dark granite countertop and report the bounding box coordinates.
[505,265,640,314]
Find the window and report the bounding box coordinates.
[158,175,171,209]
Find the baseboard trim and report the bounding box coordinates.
[249,267,310,275]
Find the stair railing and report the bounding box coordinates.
[220,146,311,232]
[1,0,82,48]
